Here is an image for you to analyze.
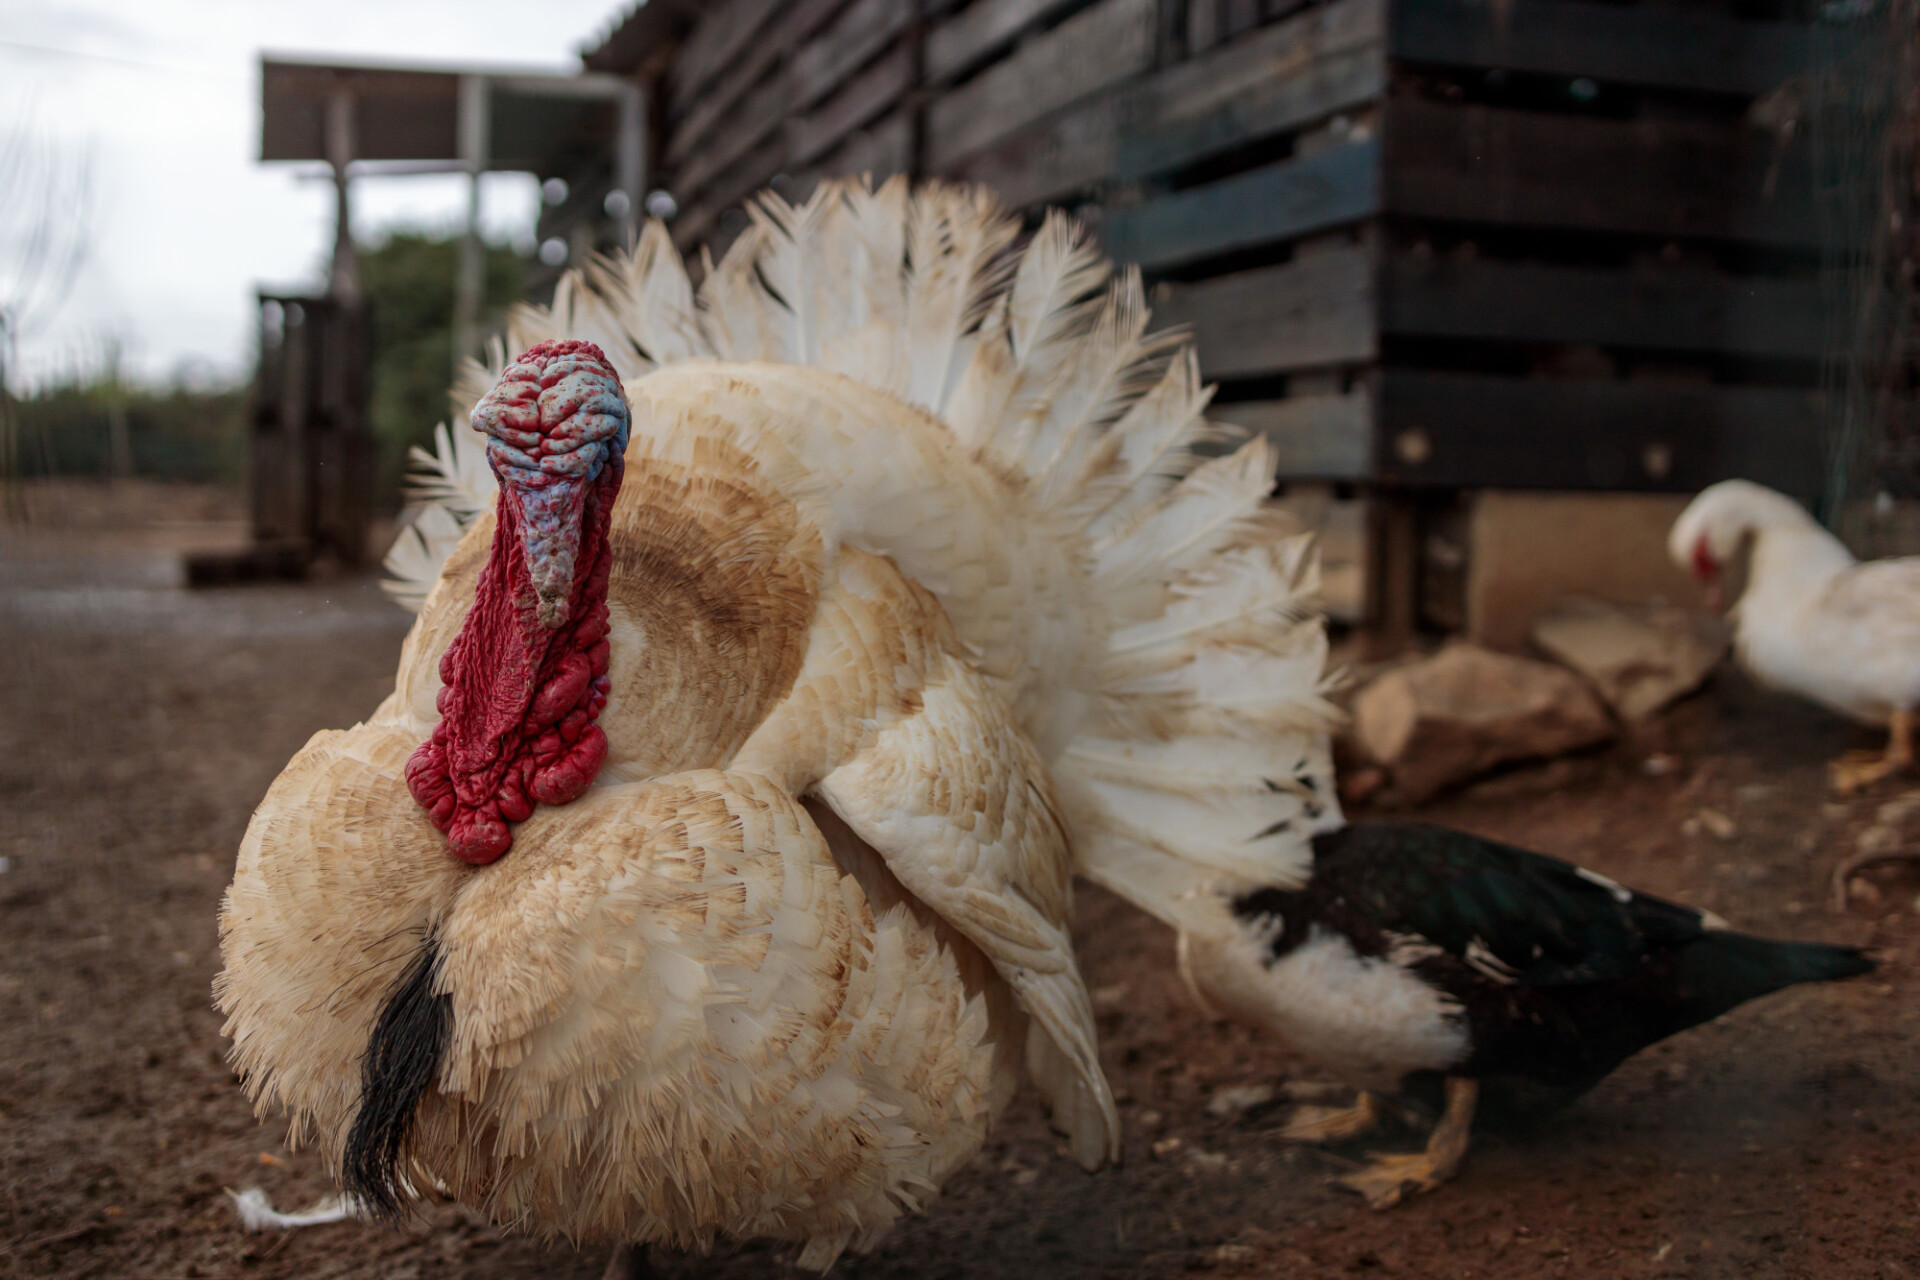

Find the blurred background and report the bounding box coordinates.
[6,2,1920,1277]
[4,0,1914,641]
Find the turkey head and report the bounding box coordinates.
[404,340,628,864]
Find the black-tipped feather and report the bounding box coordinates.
[1235,821,1873,1110]
[342,939,451,1220]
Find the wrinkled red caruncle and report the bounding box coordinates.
[405,340,629,864]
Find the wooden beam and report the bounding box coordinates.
[798,110,915,194]
[1216,389,1374,478]
[925,0,1084,85]
[1115,0,1384,182]
[1102,137,1380,271]
[925,0,1160,169]
[668,0,786,116]
[1382,257,1830,361]
[790,41,916,166]
[1150,245,1376,377]
[670,0,908,196]
[666,0,847,165]
[951,0,1383,207]
[1374,369,1827,497]
[1385,98,1827,251]
[1389,0,1834,99]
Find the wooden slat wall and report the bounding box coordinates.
[924,0,1160,169]
[1384,98,1824,251]
[1104,138,1379,270]
[1219,390,1375,478]
[1376,371,1828,498]
[640,0,1839,511]
[954,0,1385,207]
[1381,258,1830,362]
[1151,245,1376,376]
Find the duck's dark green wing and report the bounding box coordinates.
[1296,822,1709,986]
[1232,821,1873,1098]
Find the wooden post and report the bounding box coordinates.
[1366,491,1420,657]
[612,82,647,249]
[454,74,491,373]
[324,87,359,305]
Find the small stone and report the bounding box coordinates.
[1207,1083,1276,1117]
[1642,753,1681,777]
[1352,644,1614,804]
[1151,1137,1185,1161]
[1851,878,1884,905]
[1137,1109,1164,1129]
[1857,824,1902,856]
[1695,808,1738,841]
[1280,1080,1350,1104]
[1186,1148,1232,1173]
[1878,792,1920,826]
[1531,597,1729,722]
[1090,983,1130,1011]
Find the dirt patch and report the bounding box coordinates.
[3,506,1916,1280]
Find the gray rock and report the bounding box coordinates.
[1353,643,1615,803]
[1532,597,1729,722]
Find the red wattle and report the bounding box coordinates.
[404,340,626,866]
[1690,533,1718,583]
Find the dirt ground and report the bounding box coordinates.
[5,481,1920,1280]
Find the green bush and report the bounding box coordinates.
[361,232,525,507]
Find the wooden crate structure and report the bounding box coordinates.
[587,0,1859,629]
[188,293,371,584]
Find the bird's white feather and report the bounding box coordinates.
[387,174,1340,946]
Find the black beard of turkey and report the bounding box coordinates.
[343,936,452,1220]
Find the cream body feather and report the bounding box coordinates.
[222,178,1339,1264]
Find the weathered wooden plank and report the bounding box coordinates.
[1217,390,1374,478]
[925,0,1159,169]
[1115,0,1383,180]
[1375,370,1826,496]
[1381,257,1830,361]
[671,63,796,200]
[804,109,915,191]
[672,131,788,251]
[669,0,786,115]
[1187,0,1223,54]
[1149,246,1376,376]
[1390,0,1831,99]
[1103,137,1380,271]
[926,0,1083,84]
[668,0,848,165]
[790,40,916,166]
[789,0,918,109]
[670,0,906,192]
[951,0,1383,208]
[1385,99,1826,250]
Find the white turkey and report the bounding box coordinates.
[215,176,1339,1268]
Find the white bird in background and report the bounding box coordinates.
[1670,479,1920,794]
[216,176,1340,1271]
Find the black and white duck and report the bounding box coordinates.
[1177,820,1874,1207]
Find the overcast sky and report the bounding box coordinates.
[1,0,635,388]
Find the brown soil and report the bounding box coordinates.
[4,488,1917,1280]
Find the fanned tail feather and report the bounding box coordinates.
[385,174,1340,942]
